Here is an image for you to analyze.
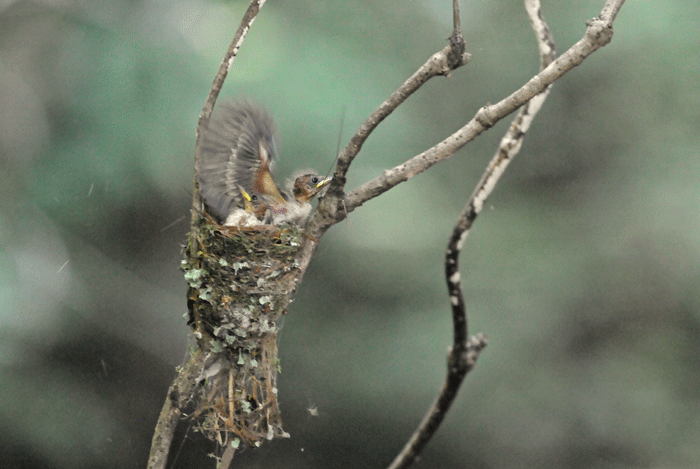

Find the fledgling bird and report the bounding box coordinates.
[222,186,264,227]
[197,101,331,226]
[265,173,332,224]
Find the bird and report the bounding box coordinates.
[228,174,332,226]
[265,172,332,224]
[197,101,331,226]
[221,186,264,227]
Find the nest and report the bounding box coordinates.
[182,214,305,448]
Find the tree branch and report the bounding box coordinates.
[149,0,627,467]
[385,0,613,467]
[300,1,471,270]
[600,0,626,23]
[192,0,268,218]
[316,11,471,219]
[147,2,267,468]
[147,349,206,469]
[313,0,623,239]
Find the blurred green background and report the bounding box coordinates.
[1,0,699,468]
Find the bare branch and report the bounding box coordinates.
[148,3,268,468]
[386,334,487,469]
[387,1,562,467]
[525,0,556,64]
[600,0,626,23]
[192,0,268,217]
[452,0,461,35]
[147,349,206,469]
[386,0,625,465]
[448,0,556,346]
[300,4,471,269]
[330,2,620,227]
[321,18,471,206]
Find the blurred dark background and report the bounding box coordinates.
[2,0,699,468]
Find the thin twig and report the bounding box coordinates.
[387,1,557,468]
[384,0,624,466]
[147,349,206,469]
[601,0,626,22]
[195,0,268,156]
[319,13,471,209]
[192,0,268,219]
[385,333,486,469]
[447,0,465,69]
[332,43,470,182]
[322,0,623,231]
[301,1,471,270]
[452,0,460,34]
[148,3,267,468]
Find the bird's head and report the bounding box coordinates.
[290,174,332,203]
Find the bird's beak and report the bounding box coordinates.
[239,186,252,202]
[316,177,332,189]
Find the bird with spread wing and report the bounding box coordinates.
[197,101,331,227]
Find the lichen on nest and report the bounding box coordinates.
[181,214,305,448]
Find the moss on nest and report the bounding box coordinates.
[181,214,304,447]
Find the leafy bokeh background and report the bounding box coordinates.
[2,0,699,468]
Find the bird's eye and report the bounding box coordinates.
[251,195,258,201]
[310,177,319,184]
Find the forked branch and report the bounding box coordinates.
[311,0,626,242]
[385,1,625,468]
[325,11,471,197]
[149,1,626,468]
[147,2,267,469]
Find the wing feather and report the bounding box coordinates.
[197,101,281,220]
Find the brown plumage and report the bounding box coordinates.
[197,101,331,226]
[197,102,283,220]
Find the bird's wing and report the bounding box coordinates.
[197,101,283,219]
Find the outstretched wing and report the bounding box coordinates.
[197,101,284,220]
